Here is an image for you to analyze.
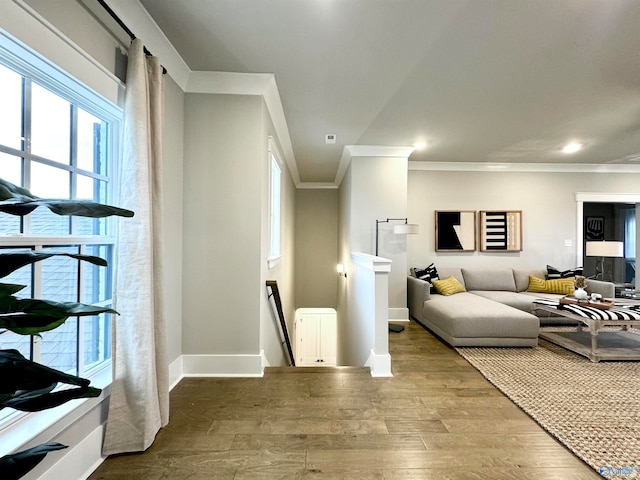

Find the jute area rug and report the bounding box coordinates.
[456,334,640,478]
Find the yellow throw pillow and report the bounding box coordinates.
[432,276,466,296]
[527,276,574,295]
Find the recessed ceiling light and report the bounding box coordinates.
[562,142,582,154]
[413,141,427,150]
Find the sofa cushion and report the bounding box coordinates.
[421,292,539,340]
[527,276,574,295]
[432,276,466,296]
[513,269,546,292]
[436,267,465,288]
[546,265,583,279]
[470,290,537,313]
[461,268,516,292]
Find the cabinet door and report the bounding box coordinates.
[318,314,337,366]
[296,314,320,366]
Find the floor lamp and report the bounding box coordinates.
[375,218,419,256]
[375,218,419,333]
[585,241,624,281]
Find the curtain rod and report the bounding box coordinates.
[97,0,167,75]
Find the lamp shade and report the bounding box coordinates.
[393,223,419,235]
[585,241,624,258]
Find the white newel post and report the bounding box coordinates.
[351,252,393,377]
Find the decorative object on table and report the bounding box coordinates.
[558,295,613,310]
[585,240,624,281]
[479,210,522,252]
[573,275,588,300]
[375,217,419,256]
[584,216,604,240]
[435,210,475,252]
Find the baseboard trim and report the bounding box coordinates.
[388,307,409,322]
[182,354,264,377]
[168,355,184,390]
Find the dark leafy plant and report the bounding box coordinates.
[0,443,67,480]
[0,178,133,478]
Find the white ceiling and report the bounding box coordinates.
[139,0,640,183]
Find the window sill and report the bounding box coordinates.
[268,255,282,269]
[0,362,112,457]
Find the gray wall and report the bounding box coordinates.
[295,189,338,308]
[183,93,263,355]
[408,170,640,271]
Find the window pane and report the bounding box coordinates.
[83,312,111,369]
[270,154,281,258]
[76,175,106,235]
[29,164,70,234]
[0,64,23,150]
[0,152,23,233]
[83,244,112,304]
[39,246,79,373]
[0,332,31,359]
[41,246,79,303]
[31,162,69,198]
[31,83,71,164]
[77,109,107,175]
[0,247,33,299]
[40,318,77,374]
[0,252,33,361]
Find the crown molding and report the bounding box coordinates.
[332,145,416,188]
[409,161,640,173]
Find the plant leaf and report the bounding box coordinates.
[0,349,101,412]
[0,251,108,279]
[0,283,27,297]
[3,386,101,412]
[0,349,91,393]
[0,297,118,335]
[0,442,67,480]
[0,178,133,218]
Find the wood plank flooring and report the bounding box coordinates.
[89,320,601,479]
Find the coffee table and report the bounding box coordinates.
[534,300,640,362]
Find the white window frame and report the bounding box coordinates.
[0,30,121,455]
[268,137,283,269]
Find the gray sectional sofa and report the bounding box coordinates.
[407,267,615,347]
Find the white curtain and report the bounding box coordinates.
[102,38,169,455]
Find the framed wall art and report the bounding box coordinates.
[435,210,476,251]
[584,216,604,241]
[479,210,522,252]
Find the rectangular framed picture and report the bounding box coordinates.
[435,210,476,252]
[479,210,522,252]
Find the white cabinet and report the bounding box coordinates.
[294,308,337,366]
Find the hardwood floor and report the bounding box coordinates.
[89,320,601,479]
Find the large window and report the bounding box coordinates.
[0,37,121,424]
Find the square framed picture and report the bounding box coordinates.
[479,210,522,252]
[585,216,604,241]
[435,210,476,252]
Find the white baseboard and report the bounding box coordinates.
[388,307,409,322]
[182,354,264,377]
[168,355,184,390]
[366,350,393,377]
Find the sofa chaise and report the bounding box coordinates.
[407,267,615,347]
